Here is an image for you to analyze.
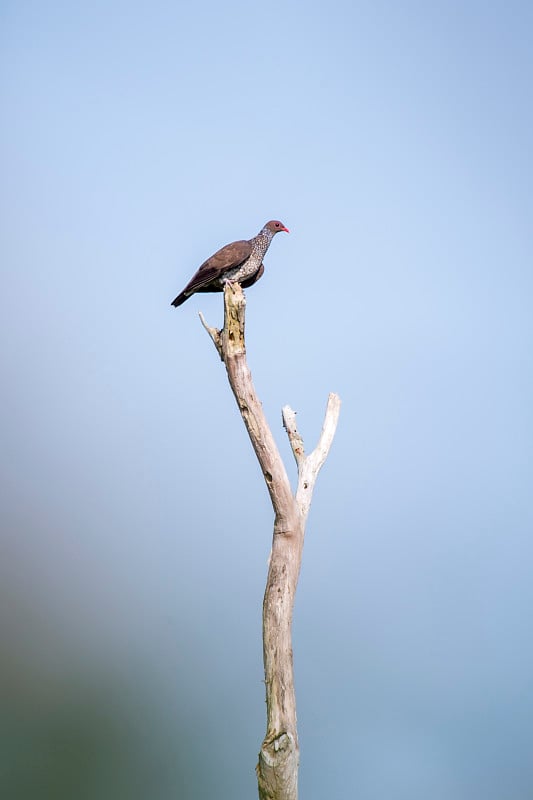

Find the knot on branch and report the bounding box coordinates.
[260,731,296,763]
[257,732,299,800]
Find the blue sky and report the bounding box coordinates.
[1,2,532,798]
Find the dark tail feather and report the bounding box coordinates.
[171,292,188,307]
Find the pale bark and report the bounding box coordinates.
[200,283,340,800]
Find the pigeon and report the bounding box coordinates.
[171,220,289,307]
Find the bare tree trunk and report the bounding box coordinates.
[200,283,340,800]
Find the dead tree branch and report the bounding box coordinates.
[199,283,340,800]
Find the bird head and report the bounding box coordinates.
[265,220,290,235]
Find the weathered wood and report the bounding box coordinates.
[283,395,342,523]
[200,283,340,800]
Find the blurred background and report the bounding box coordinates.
[1,1,532,798]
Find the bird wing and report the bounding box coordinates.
[181,239,252,295]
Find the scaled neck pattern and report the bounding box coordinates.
[251,226,275,258]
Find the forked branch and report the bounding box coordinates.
[282,396,341,523]
[199,283,340,800]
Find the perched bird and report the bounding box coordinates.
[171,220,289,307]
